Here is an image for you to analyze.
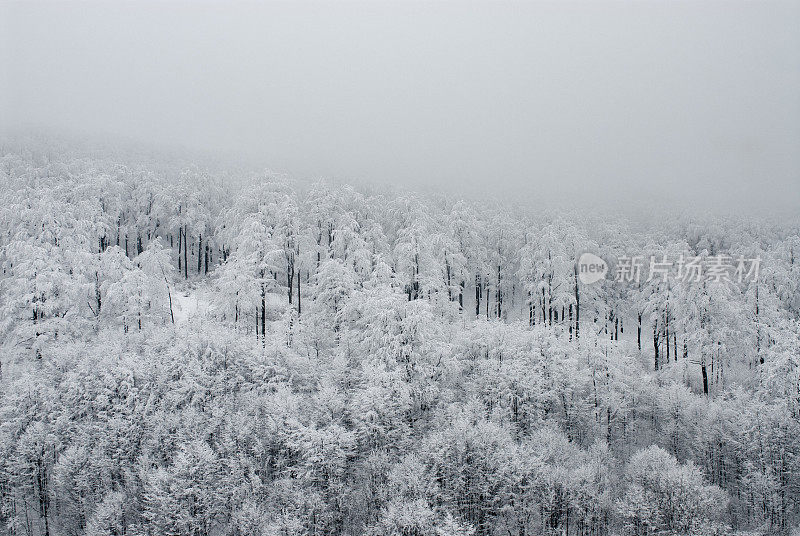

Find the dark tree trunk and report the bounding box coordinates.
[413,253,420,300]
[542,287,547,325]
[261,284,266,347]
[445,254,452,301]
[475,274,481,317]
[653,325,660,371]
[496,264,502,319]
[569,304,573,339]
[95,271,102,316]
[664,306,671,360]
[183,225,188,279]
[756,284,763,364]
[701,361,709,395]
[37,459,50,536]
[166,277,174,324]
[530,293,535,327]
[287,264,294,305]
[574,265,580,340]
[637,313,642,350]
[673,331,677,361]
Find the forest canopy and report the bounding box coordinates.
[1,138,799,536]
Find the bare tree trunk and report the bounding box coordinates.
[574,265,580,340]
[673,331,677,361]
[701,359,709,395]
[317,228,322,267]
[165,276,174,324]
[475,274,481,317]
[183,225,188,279]
[261,283,266,347]
[37,458,50,536]
[653,325,660,371]
[287,262,294,305]
[637,312,642,350]
[414,253,420,300]
[756,284,762,364]
[568,304,573,339]
[177,227,182,273]
[95,271,102,316]
[445,253,452,301]
[496,264,502,319]
[530,292,535,327]
[541,287,547,325]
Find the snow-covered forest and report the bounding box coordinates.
[0,138,798,536]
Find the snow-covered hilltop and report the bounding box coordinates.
[1,141,799,535]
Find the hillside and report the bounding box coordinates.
[1,141,799,536]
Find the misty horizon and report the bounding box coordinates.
[2,0,799,213]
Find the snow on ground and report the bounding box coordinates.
[171,284,288,325]
[172,292,207,324]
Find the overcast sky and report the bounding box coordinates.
[2,0,798,213]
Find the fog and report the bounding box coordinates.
[2,0,798,213]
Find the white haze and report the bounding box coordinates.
[1,0,799,213]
